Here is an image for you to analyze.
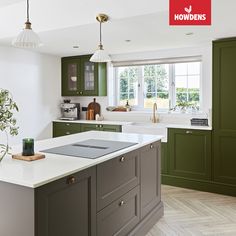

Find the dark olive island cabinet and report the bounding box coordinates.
[0,141,163,236]
[61,55,107,96]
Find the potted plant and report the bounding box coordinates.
[0,89,19,162]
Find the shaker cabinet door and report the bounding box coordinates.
[140,142,161,219]
[35,167,96,236]
[61,58,82,96]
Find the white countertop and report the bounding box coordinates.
[53,119,212,131]
[53,119,133,126]
[0,131,161,188]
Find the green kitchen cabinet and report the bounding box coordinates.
[213,38,236,185]
[53,122,81,138]
[161,143,168,174]
[168,128,212,180]
[53,122,121,138]
[61,55,107,96]
[80,124,121,133]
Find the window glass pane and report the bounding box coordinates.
[144,64,169,109]
[188,75,200,88]
[117,66,138,106]
[187,62,200,75]
[175,76,187,88]
[175,63,187,75]
[174,62,201,108]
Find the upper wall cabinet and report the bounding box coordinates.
[61,55,107,96]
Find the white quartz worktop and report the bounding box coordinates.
[53,119,133,126]
[0,131,162,188]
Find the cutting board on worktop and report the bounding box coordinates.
[87,98,101,117]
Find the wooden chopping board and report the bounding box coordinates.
[87,98,101,119]
[12,153,45,162]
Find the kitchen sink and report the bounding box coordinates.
[122,123,167,141]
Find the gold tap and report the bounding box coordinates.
[152,102,159,123]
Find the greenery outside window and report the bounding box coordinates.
[115,60,201,111]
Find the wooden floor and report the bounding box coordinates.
[146,185,236,236]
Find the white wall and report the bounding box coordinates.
[0,46,61,145]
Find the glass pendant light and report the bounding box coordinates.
[12,0,42,48]
[90,14,111,63]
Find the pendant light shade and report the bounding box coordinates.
[12,0,42,48]
[90,14,111,63]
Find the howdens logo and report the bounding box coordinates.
[169,0,211,25]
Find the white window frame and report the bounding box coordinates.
[113,57,202,112]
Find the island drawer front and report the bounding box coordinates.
[97,186,140,236]
[53,122,81,137]
[35,167,96,236]
[97,150,140,211]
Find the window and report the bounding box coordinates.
[115,60,201,111]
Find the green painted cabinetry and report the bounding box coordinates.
[213,38,236,185]
[80,124,121,133]
[168,128,212,180]
[53,122,121,138]
[53,122,81,137]
[161,143,168,174]
[61,55,107,96]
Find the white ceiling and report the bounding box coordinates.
[0,0,236,56]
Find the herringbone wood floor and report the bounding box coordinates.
[146,185,236,236]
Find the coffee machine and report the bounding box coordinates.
[60,102,80,120]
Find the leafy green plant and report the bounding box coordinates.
[0,89,19,162]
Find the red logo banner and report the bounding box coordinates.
[169,0,211,25]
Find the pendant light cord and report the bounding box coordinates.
[26,0,29,22]
[99,21,102,47]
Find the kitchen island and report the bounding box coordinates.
[0,131,163,236]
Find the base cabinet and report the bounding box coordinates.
[80,124,121,133]
[53,122,121,137]
[140,142,161,219]
[13,141,163,236]
[97,186,140,236]
[168,128,212,180]
[53,122,81,137]
[35,167,96,236]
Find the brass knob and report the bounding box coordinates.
[186,131,193,134]
[119,200,125,206]
[120,156,125,162]
[67,176,76,184]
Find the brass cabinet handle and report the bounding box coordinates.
[67,176,76,184]
[120,156,125,162]
[119,200,125,206]
[186,130,193,134]
[66,132,70,135]
[150,144,153,149]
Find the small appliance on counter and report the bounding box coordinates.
[60,100,80,120]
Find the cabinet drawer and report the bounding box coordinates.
[97,150,139,211]
[53,122,81,137]
[97,186,140,236]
